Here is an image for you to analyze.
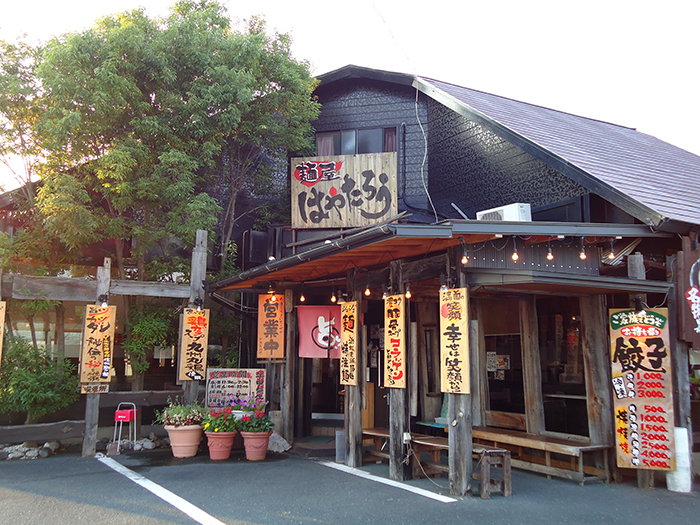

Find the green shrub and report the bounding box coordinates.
[0,337,79,424]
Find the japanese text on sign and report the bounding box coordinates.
[291,153,397,229]
[257,294,285,359]
[340,301,359,386]
[178,308,210,381]
[79,305,116,385]
[384,294,405,388]
[205,369,266,408]
[439,288,470,394]
[610,308,675,470]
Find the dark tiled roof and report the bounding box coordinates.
[418,77,700,228]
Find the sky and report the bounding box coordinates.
[2,0,699,190]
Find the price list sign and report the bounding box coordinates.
[205,368,266,407]
[609,308,675,470]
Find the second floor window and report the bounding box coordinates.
[316,127,397,156]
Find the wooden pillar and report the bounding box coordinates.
[448,257,471,497]
[282,289,295,443]
[183,230,207,405]
[520,296,544,434]
[581,295,614,445]
[346,270,364,467]
[82,257,111,457]
[388,261,410,481]
[469,319,483,426]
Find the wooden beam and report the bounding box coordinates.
[283,290,295,443]
[346,273,364,467]
[183,230,207,405]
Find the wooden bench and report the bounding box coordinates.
[472,426,610,486]
[361,428,511,499]
[410,436,512,499]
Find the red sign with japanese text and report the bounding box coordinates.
[340,301,359,386]
[178,308,210,381]
[440,288,470,394]
[384,294,405,388]
[610,308,675,470]
[257,294,285,359]
[79,305,116,385]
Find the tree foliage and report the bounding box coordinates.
[0,337,79,424]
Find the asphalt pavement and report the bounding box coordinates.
[1,440,699,525]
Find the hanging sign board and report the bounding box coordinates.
[384,294,406,388]
[79,305,116,386]
[178,308,210,381]
[205,368,266,407]
[0,301,5,373]
[340,301,359,385]
[290,152,398,229]
[439,287,470,394]
[609,308,675,470]
[298,305,341,358]
[257,294,285,359]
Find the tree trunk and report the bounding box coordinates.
[28,314,37,348]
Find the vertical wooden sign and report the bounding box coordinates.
[258,294,285,359]
[439,287,470,394]
[340,301,359,385]
[610,308,675,470]
[384,294,406,388]
[178,308,210,381]
[79,305,116,386]
[0,301,6,373]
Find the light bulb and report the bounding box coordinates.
[364,285,371,296]
[461,250,468,265]
[546,247,554,261]
[511,250,519,261]
[300,293,306,302]
[579,249,587,260]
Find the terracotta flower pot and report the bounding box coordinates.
[240,431,272,461]
[205,431,237,460]
[164,425,203,458]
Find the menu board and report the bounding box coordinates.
[205,368,266,407]
[79,305,116,385]
[610,308,675,470]
[384,294,406,388]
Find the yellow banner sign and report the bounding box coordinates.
[178,308,210,381]
[79,305,116,385]
[610,308,675,470]
[440,288,470,394]
[291,152,398,229]
[257,294,285,359]
[340,301,359,386]
[384,294,406,388]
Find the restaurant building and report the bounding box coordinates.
[207,65,700,493]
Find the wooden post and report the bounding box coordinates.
[82,258,111,457]
[628,252,654,488]
[520,296,544,434]
[183,230,207,405]
[282,289,295,443]
[388,261,410,481]
[448,259,471,497]
[346,272,364,468]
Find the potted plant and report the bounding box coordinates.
[155,398,205,458]
[202,406,239,460]
[236,396,274,461]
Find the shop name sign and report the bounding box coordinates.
[290,152,397,229]
[609,308,675,470]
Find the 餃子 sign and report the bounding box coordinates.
[610,308,675,470]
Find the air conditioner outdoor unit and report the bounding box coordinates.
[476,203,532,222]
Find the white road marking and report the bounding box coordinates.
[96,454,227,525]
[318,460,457,503]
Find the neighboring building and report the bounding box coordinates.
[208,65,700,491]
